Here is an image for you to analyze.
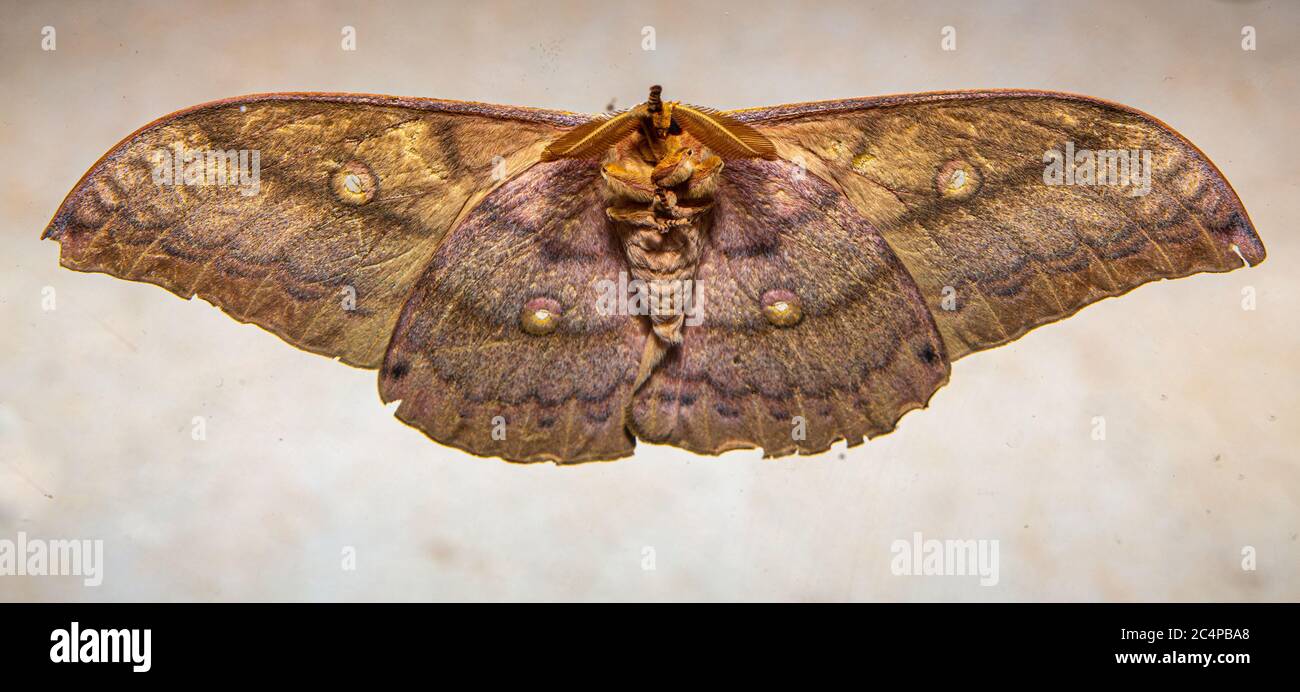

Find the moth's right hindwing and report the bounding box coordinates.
[630,159,951,457]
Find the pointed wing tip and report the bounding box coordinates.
[1229,219,1266,267]
[1237,241,1265,267]
[1235,241,1266,268]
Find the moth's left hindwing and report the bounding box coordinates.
[631,159,951,456]
[380,160,644,463]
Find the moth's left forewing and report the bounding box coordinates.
[731,92,1265,360]
[44,94,588,368]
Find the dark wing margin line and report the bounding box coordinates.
[725,88,1195,125]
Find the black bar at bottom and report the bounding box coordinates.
[0,602,1287,678]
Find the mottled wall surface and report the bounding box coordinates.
[0,0,1296,601]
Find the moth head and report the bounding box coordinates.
[541,84,775,162]
[645,85,679,139]
[652,103,678,139]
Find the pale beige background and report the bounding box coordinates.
[0,0,1296,601]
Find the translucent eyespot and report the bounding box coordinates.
[851,152,876,174]
[935,160,980,201]
[761,289,802,327]
[520,297,562,335]
[332,161,378,205]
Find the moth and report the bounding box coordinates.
[44,86,1266,463]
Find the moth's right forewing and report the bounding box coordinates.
[738,91,1265,360]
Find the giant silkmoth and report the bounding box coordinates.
[44,86,1266,463]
